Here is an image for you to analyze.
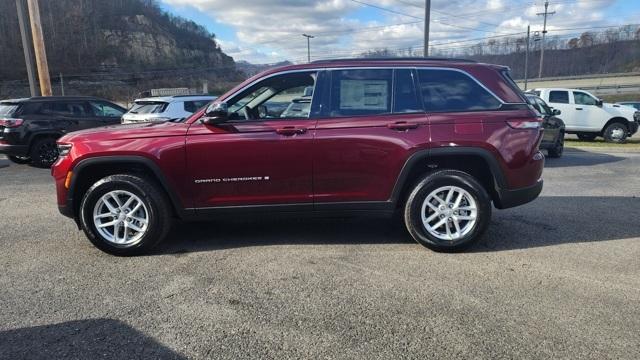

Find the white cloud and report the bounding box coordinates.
[163,0,627,63]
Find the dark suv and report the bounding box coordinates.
[52,58,544,256]
[0,96,125,167]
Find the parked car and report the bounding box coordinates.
[121,95,215,124]
[52,58,545,256]
[532,88,639,143]
[0,96,125,167]
[616,101,640,111]
[525,93,565,158]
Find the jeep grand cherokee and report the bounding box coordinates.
[52,58,544,256]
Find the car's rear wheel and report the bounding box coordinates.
[404,170,491,252]
[7,155,31,164]
[30,137,59,168]
[603,122,628,143]
[547,131,564,158]
[79,174,172,256]
[576,133,597,141]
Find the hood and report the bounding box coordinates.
[59,121,189,143]
[603,102,637,118]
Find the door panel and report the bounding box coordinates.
[313,113,428,203]
[186,119,315,208]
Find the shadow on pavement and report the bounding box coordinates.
[0,319,185,360]
[546,148,626,168]
[156,196,639,255]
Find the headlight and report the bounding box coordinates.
[57,143,72,157]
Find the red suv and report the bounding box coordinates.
[52,58,544,256]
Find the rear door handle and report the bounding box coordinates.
[387,121,419,131]
[276,126,307,136]
[576,107,583,110]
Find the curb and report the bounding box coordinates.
[564,146,640,154]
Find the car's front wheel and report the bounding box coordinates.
[603,122,628,143]
[404,170,492,252]
[79,174,172,256]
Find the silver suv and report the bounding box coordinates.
[121,95,216,123]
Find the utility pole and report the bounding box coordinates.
[302,34,314,63]
[59,73,64,95]
[16,0,38,96]
[536,1,555,78]
[26,0,51,96]
[424,0,431,57]
[524,25,530,90]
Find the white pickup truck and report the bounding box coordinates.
[531,88,639,143]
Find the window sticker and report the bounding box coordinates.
[340,80,388,110]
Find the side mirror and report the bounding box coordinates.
[596,99,603,107]
[553,108,561,116]
[201,102,228,125]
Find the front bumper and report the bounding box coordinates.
[495,179,543,209]
[0,143,28,157]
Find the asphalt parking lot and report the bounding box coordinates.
[0,150,639,359]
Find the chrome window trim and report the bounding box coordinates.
[221,69,321,121]
[221,66,528,113]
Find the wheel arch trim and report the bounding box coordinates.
[67,155,188,219]
[389,147,508,204]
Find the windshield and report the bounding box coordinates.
[0,103,21,117]
[128,101,168,114]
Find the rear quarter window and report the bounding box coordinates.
[417,69,501,112]
[0,103,21,117]
[548,91,569,104]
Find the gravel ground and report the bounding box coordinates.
[0,150,639,359]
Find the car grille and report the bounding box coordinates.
[634,111,640,123]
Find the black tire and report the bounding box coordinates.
[603,122,628,143]
[29,137,59,168]
[79,174,172,256]
[7,155,31,164]
[404,170,492,252]
[576,133,597,141]
[547,131,564,158]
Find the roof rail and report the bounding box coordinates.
[311,57,477,64]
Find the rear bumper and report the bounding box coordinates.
[494,179,543,209]
[58,203,74,218]
[0,143,28,157]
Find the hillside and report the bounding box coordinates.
[0,0,243,99]
[469,39,640,80]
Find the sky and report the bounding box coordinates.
[160,0,640,64]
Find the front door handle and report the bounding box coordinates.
[276,126,307,136]
[576,107,583,110]
[388,121,419,131]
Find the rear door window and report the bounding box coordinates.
[393,69,421,113]
[329,69,392,117]
[548,91,569,104]
[37,101,90,117]
[417,69,501,112]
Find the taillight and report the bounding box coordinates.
[0,118,24,128]
[506,117,542,130]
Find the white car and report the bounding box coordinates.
[121,95,216,124]
[532,88,639,142]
